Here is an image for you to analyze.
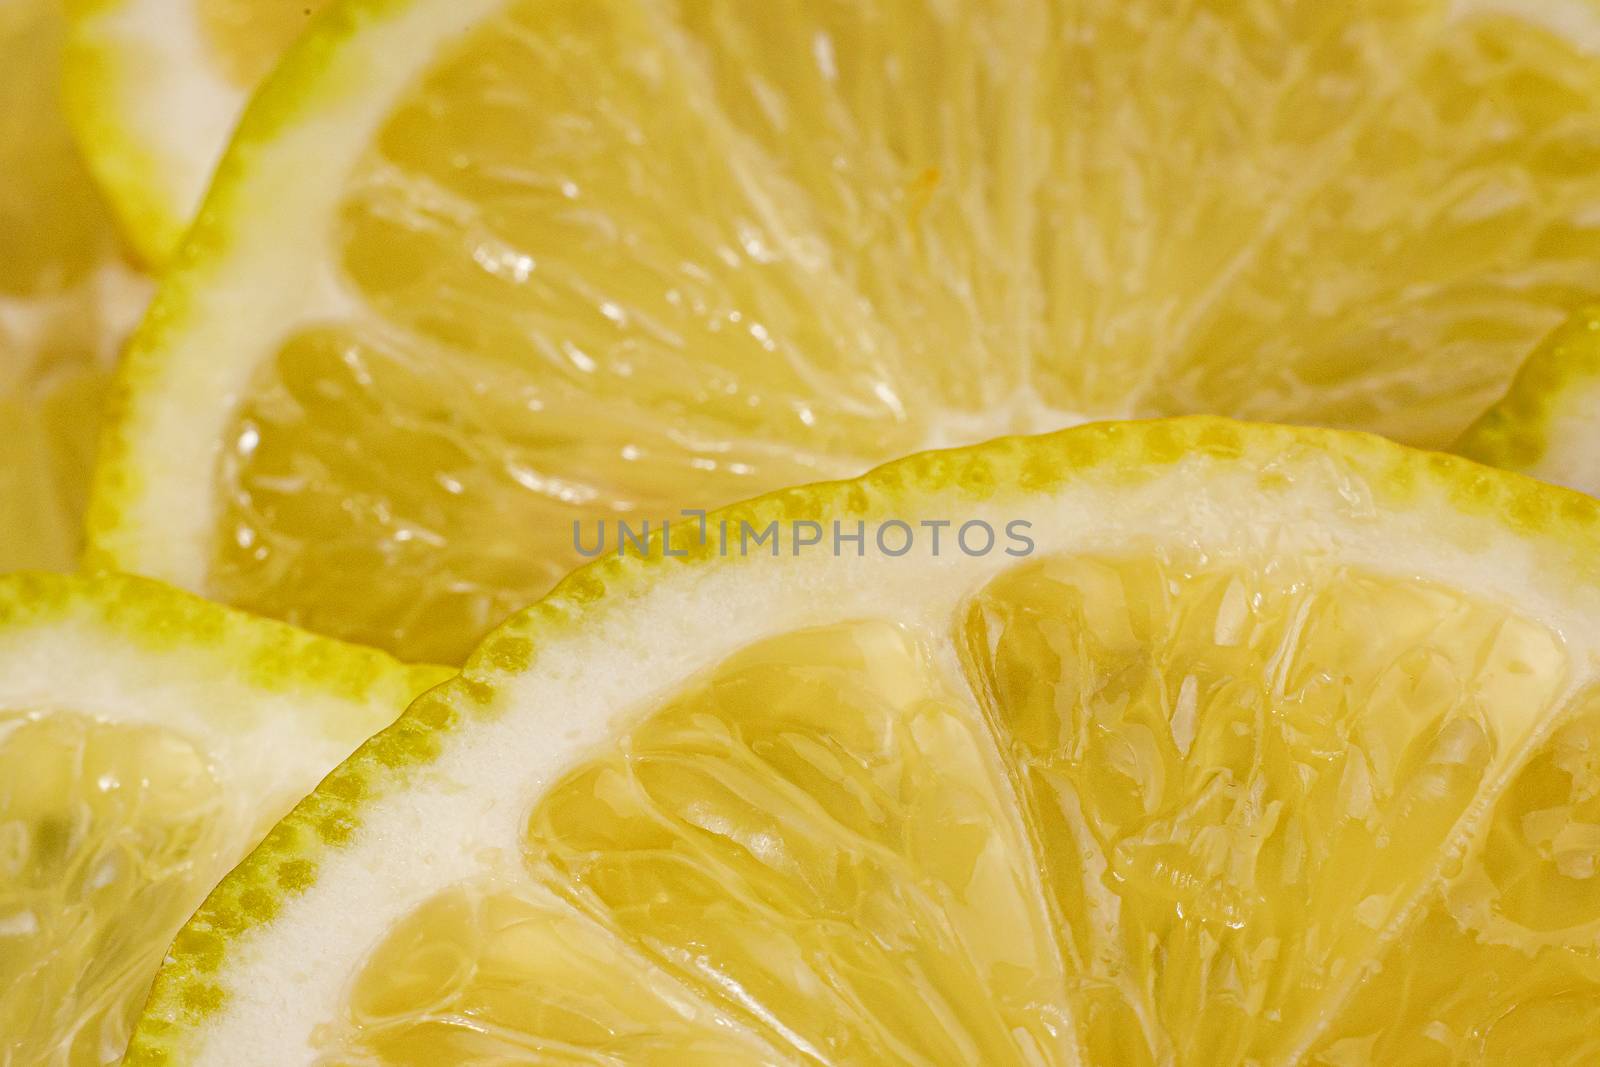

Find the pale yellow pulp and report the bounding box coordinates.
[212,0,1600,662]
[0,711,237,1066]
[314,551,1598,1064]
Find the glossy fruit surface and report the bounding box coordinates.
[0,573,445,1065]
[131,419,1600,1066]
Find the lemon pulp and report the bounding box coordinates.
[0,710,235,1066]
[310,549,1593,1063]
[186,0,1600,663]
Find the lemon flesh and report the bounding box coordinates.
[130,422,1600,1065]
[1,0,147,573]
[99,0,1600,663]
[1,711,233,1064]
[305,560,1581,1065]
[0,574,444,1067]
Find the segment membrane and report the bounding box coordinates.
[214,0,1600,660]
[312,880,785,1064]
[0,710,234,1066]
[525,620,1070,1064]
[214,325,835,662]
[1143,12,1600,444]
[1307,693,1600,1065]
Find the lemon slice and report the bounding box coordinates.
[63,0,333,262]
[1456,305,1600,498]
[90,0,1600,665]
[0,572,446,1066]
[2,0,149,573]
[130,419,1600,1064]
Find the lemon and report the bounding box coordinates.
[1,0,148,573]
[131,419,1600,1065]
[1456,305,1600,498]
[90,0,1600,665]
[63,0,333,262]
[0,572,447,1066]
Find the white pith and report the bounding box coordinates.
[101,0,500,590]
[70,0,242,242]
[176,450,1600,1063]
[0,586,421,839]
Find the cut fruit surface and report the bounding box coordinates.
[2,0,149,573]
[0,572,446,1066]
[130,419,1600,1066]
[1457,305,1600,500]
[91,0,1600,663]
[63,0,333,262]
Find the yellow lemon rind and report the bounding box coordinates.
[0,569,448,1065]
[60,0,189,266]
[0,569,448,714]
[84,0,498,593]
[125,415,1600,1063]
[1456,305,1600,492]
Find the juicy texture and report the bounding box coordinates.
[966,555,1566,1063]
[311,884,787,1064]
[0,573,446,1067]
[312,550,1594,1064]
[0,711,234,1066]
[0,0,147,572]
[194,0,1600,663]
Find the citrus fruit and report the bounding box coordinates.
[90,0,1600,665]
[131,419,1600,1064]
[0,572,447,1066]
[63,0,333,262]
[2,0,149,574]
[1456,305,1600,498]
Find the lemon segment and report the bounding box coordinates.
[128,420,1600,1065]
[524,620,1068,1064]
[93,0,1600,664]
[316,620,1066,1063]
[0,573,446,1066]
[2,711,231,1065]
[1306,691,1600,1064]
[964,555,1565,1063]
[314,880,787,1064]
